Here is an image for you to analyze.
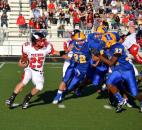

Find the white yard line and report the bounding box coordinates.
[0,62,5,69]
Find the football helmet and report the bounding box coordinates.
[31,32,45,47]
[101,32,117,48]
[71,29,80,38]
[72,32,86,41]
[96,25,108,34]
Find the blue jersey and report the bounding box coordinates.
[71,42,91,73]
[87,33,102,42]
[109,43,133,71]
[87,37,108,86]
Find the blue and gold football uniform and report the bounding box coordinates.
[106,43,138,97]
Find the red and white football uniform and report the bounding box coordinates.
[21,41,54,90]
[63,40,74,77]
[122,33,142,76]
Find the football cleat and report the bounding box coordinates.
[22,102,29,109]
[52,93,62,104]
[5,99,11,105]
[116,99,125,113]
[124,99,132,108]
[74,88,82,97]
[5,99,14,108]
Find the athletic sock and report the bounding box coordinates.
[114,92,123,103]
[23,93,33,103]
[9,92,17,101]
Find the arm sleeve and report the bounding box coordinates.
[46,43,55,54]
[21,43,28,58]
[129,44,142,64]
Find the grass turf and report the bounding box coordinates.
[0,62,142,130]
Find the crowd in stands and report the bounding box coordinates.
[26,0,142,36]
[0,0,142,38]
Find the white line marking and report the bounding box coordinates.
[104,105,113,110]
[58,104,66,109]
[0,62,5,69]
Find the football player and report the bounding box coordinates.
[87,25,108,42]
[53,32,92,104]
[122,26,142,74]
[5,32,64,109]
[62,29,80,77]
[97,33,142,113]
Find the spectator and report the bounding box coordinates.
[48,1,55,13]
[1,12,8,28]
[41,0,47,13]
[64,11,71,25]
[31,0,37,10]
[86,12,94,30]
[16,14,27,35]
[121,14,129,27]
[48,10,54,24]
[124,3,131,15]
[2,1,10,13]
[72,9,81,29]
[59,10,65,24]
[33,8,41,20]
[29,17,35,29]
[57,24,65,38]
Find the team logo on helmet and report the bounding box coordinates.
[72,32,86,41]
[102,33,117,48]
[96,25,108,34]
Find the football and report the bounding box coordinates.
[19,55,29,67]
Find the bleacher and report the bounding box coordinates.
[0,0,74,55]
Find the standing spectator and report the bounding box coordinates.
[64,11,71,25]
[116,0,121,13]
[16,14,27,35]
[124,3,131,15]
[2,1,10,13]
[86,12,94,30]
[57,24,65,38]
[48,1,55,13]
[0,0,3,11]
[29,17,35,29]
[59,10,65,24]
[114,14,120,29]
[72,9,81,29]
[48,10,54,24]
[1,12,8,28]
[41,0,47,14]
[121,14,129,27]
[31,0,37,10]
[33,8,41,20]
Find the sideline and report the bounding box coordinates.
[0,62,5,69]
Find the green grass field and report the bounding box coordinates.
[0,62,142,130]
